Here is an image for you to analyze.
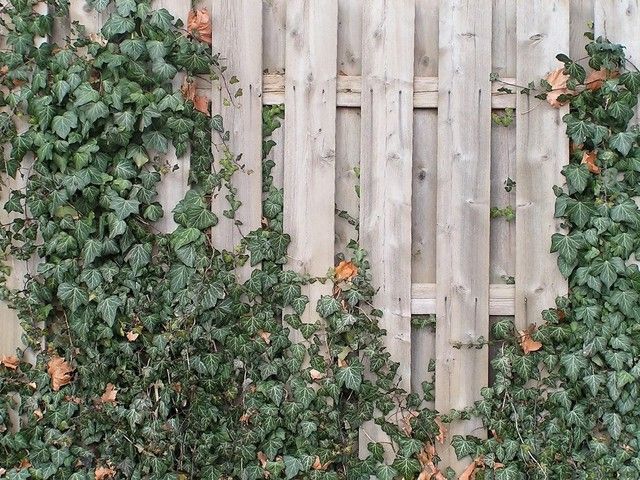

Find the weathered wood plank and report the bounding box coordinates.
[360,0,415,454]
[152,0,190,233]
[335,0,362,257]
[211,1,263,270]
[515,1,569,330]
[436,0,492,470]
[262,0,286,74]
[70,0,105,34]
[283,0,338,341]
[571,0,594,60]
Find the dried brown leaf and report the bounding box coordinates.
[47,356,74,391]
[126,331,139,342]
[435,416,447,444]
[309,369,325,381]
[257,451,268,468]
[519,324,543,354]
[187,8,212,45]
[586,68,619,91]
[0,355,19,370]
[95,466,116,480]
[582,150,600,174]
[335,260,358,281]
[100,383,118,404]
[545,67,572,108]
[258,331,271,345]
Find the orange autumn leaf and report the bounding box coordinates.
[545,67,573,108]
[187,8,212,45]
[435,416,447,444]
[417,444,446,480]
[585,68,619,91]
[0,467,6,475]
[180,78,210,115]
[0,65,8,76]
[257,451,268,468]
[582,150,600,174]
[459,460,478,480]
[95,466,116,480]
[0,355,19,370]
[309,369,325,381]
[401,410,419,436]
[100,383,118,404]
[18,459,31,469]
[47,356,74,391]
[126,330,139,341]
[258,330,271,345]
[33,409,43,420]
[335,260,358,281]
[519,324,542,354]
[312,456,331,471]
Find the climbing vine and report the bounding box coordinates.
[0,1,441,479]
[456,37,640,479]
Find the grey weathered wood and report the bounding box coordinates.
[262,0,286,74]
[571,1,594,60]
[211,1,263,276]
[283,0,338,341]
[436,0,492,470]
[335,0,362,258]
[360,0,415,454]
[515,1,569,330]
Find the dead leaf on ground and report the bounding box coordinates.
[309,369,325,381]
[312,456,331,471]
[519,324,543,354]
[401,410,419,436]
[582,150,600,174]
[95,465,116,480]
[0,467,6,475]
[33,409,43,420]
[257,451,268,468]
[417,444,446,480]
[459,460,478,480]
[0,65,8,76]
[100,383,118,404]
[187,8,212,45]
[47,356,74,391]
[335,260,358,281]
[126,331,139,342]
[545,67,573,108]
[258,331,271,344]
[586,68,619,91]
[0,355,19,370]
[18,459,31,469]
[435,416,447,444]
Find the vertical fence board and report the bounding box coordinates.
[335,0,362,257]
[70,0,104,33]
[212,1,263,268]
[360,0,415,451]
[152,0,190,233]
[571,1,594,60]
[515,1,569,330]
[436,0,492,469]
[283,0,338,338]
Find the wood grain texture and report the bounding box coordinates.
[283,0,338,340]
[571,1,594,60]
[211,1,263,275]
[262,0,286,74]
[436,0,492,470]
[335,0,362,258]
[515,1,569,330]
[360,0,415,454]
[70,0,104,34]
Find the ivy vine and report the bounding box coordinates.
[0,1,440,479]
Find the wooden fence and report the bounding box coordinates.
[2,0,639,471]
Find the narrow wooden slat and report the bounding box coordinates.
[263,74,516,108]
[69,0,104,34]
[411,284,516,316]
[211,1,263,272]
[436,0,492,470]
[153,0,190,233]
[335,0,362,257]
[283,0,338,340]
[515,1,569,330]
[360,0,414,453]
[262,0,286,74]
[570,1,594,60]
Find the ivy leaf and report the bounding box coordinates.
[101,14,135,39]
[603,412,623,440]
[73,83,100,107]
[149,9,175,31]
[609,131,636,156]
[560,352,588,382]
[97,295,122,327]
[84,101,110,123]
[168,264,194,292]
[335,360,364,391]
[125,243,151,271]
[116,0,136,16]
[316,295,341,318]
[52,111,78,139]
[82,239,103,265]
[53,79,70,104]
[495,465,523,480]
[120,38,146,60]
[376,465,397,480]
[550,233,584,262]
[146,40,166,60]
[109,195,140,220]
[563,164,591,194]
[142,130,169,153]
[57,283,88,312]
[202,282,225,309]
[283,456,302,480]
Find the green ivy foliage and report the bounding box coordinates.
[0,1,440,478]
[458,38,640,479]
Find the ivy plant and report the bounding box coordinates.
[0,1,440,479]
